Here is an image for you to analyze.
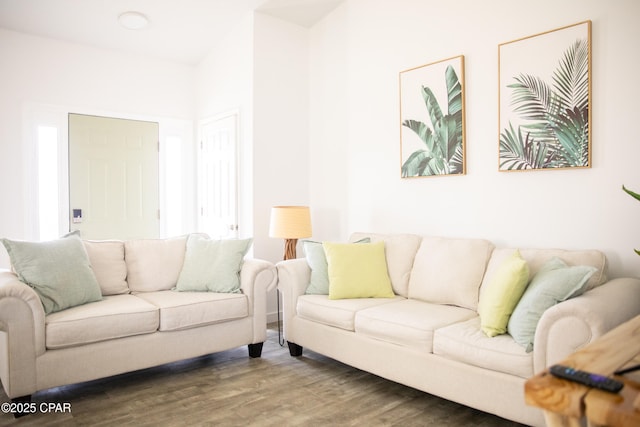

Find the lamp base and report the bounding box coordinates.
[283,238,298,260]
[278,238,299,346]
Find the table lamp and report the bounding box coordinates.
[269,205,312,346]
[269,206,312,260]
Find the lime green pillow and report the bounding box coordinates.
[175,234,252,293]
[323,241,394,300]
[304,237,370,295]
[478,250,530,337]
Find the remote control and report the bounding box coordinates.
[549,364,624,393]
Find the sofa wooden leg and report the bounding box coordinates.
[11,395,32,418]
[248,342,263,358]
[287,341,303,356]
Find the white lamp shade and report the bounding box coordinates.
[269,206,312,239]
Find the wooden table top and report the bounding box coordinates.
[525,314,640,427]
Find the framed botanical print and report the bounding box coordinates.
[499,21,592,171]
[399,55,465,178]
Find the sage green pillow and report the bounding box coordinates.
[508,257,596,352]
[1,233,102,314]
[175,234,252,293]
[304,238,370,295]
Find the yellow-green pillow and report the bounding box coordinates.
[324,241,394,300]
[478,250,530,337]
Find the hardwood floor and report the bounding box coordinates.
[0,326,527,426]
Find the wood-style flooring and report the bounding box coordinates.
[0,325,528,426]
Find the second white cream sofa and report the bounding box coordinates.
[277,232,640,426]
[0,233,277,407]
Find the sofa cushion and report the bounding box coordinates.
[296,294,404,331]
[45,294,159,349]
[83,240,129,295]
[324,241,395,299]
[303,238,370,295]
[2,232,103,314]
[508,257,597,352]
[175,235,252,293]
[350,233,422,297]
[478,250,530,337]
[433,317,533,379]
[408,236,494,310]
[125,235,189,292]
[480,247,607,295]
[355,299,477,352]
[135,290,249,331]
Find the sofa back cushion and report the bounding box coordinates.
[83,240,129,295]
[408,236,494,310]
[125,235,189,292]
[349,232,422,297]
[479,247,607,298]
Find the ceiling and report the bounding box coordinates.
[0,0,344,65]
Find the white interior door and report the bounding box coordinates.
[69,114,159,240]
[199,113,239,239]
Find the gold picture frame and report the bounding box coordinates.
[498,21,592,171]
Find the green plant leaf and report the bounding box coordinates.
[421,86,443,128]
[623,185,640,201]
[553,39,589,112]
[402,119,434,151]
[509,74,553,122]
[499,122,551,170]
[402,150,431,177]
[445,65,462,117]
[550,106,589,167]
[622,185,640,256]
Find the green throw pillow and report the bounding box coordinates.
[508,257,596,352]
[175,234,252,293]
[304,238,370,295]
[478,250,530,337]
[1,232,103,314]
[324,241,394,300]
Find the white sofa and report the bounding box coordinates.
[277,232,640,426]
[0,234,277,406]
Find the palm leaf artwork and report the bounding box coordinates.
[500,37,590,170]
[401,61,464,177]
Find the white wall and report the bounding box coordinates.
[0,29,195,268]
[308,0,640,278]
[252,13,309,321]
[252,13,310,263]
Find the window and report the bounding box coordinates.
[164,135,183,237]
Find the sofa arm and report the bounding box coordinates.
[533,277,640,373]
[239,259,277,344]
[276,258,310,341]
[0,269,46,398]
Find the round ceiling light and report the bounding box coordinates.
[118,11,150,30]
